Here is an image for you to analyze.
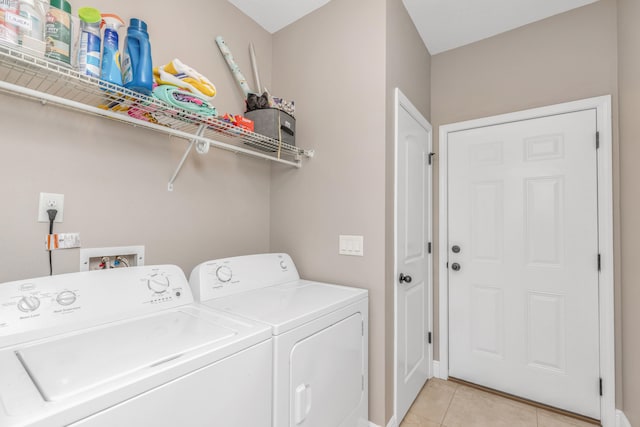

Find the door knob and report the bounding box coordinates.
[451,263,461,271]
[452,245,461,253]
[399,273,412,284]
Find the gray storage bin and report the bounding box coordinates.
[245,108,296,149]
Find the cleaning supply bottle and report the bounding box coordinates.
[122,18,153,95]
[0,0,20,45]
[77,7,101,78]
[100,14,124,86]
[18,0,46,47]
[44,0,71,64]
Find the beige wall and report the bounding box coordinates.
[270,0,388,424]
[617,0,640,423]
[0,0,274,281]
[3,0,634,424]
[385,0,431,421]
[431,0,621,407]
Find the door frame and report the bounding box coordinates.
[437,96,615,426]
[394,88,434,422]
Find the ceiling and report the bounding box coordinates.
[228,0,332,34]
[228,0,599,55]
[403,0,599,54]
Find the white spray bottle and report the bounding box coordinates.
[100,14,125,86]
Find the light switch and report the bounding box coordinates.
[339,235,364,256]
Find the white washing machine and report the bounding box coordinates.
[190,253,369,427]
[0,265,272,427]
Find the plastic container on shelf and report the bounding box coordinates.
[18,0,47,54]
[77,6,100,78]
[44,0,71,64]
[0,0,20,45]
[122,18,152,95]
[100,13,124,86]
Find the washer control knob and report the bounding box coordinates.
[147,273,170,294]
[56,290,77,306]
[279,260,287,269]
[216,266,233,283]
[17,296,41,313]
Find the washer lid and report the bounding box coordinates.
[16,310,235,402]
[204,280,368,335]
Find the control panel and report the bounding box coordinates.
[189,253,300,301]
[0,265,192,343]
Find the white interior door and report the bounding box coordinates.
[447,110,601,418]
[395,89,433,423]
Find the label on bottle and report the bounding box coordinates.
[85,31,100,78]
[45,9,71,63]
[19,7,43,44]
[101,29,122,84]
[78,31,87,70]
[6,11,29,30]
[122,50,132,85]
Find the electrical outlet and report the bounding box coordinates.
[38,193,64,223]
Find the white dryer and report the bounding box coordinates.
[0,265,272,427]
[190,253,369,427]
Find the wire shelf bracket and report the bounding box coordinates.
[168,125,205,192]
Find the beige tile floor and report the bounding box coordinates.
[399,379,599,427]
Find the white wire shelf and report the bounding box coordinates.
[0,42,314,190]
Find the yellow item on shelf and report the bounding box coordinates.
[153,58,216,100]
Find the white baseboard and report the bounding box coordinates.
[617,410,632,427]
[432,360,440,379]
[386,416,397,427]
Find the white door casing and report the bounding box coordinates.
[438,96,615,426]
[394,88,433,423]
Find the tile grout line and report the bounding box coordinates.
[439,382,459,425]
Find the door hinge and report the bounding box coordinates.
[428,332,432,344]
[599,378,603,396]
[596,132,600,149]
[428,152,435,165]
[446,262,449,269]
[598,254,601,271]
[427,242,432,254]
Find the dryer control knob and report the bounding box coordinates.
[147,273,170,294]
[17,296,41,313]
[56,290,77,306]
[216,266,233,283]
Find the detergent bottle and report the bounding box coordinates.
[77,7,101,78]
[100,14,124,86]
[122,18,153,95]
[44,0,72,64]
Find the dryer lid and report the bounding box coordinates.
[204,280,368,335]
[16,310,235,402]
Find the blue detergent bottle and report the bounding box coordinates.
[122,18,153,95]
